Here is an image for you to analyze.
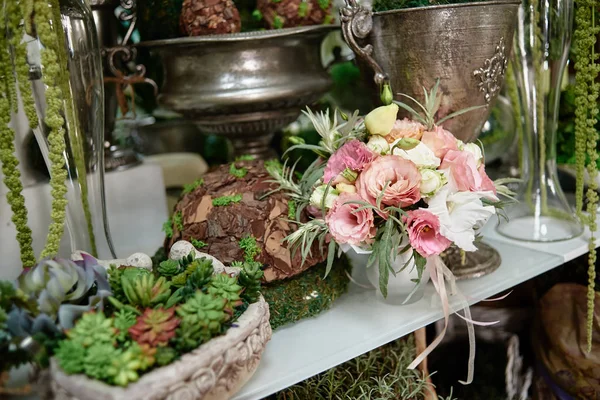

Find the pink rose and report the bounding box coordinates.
[386,118,426,143]
[404,209,451,257]
[323,140,376,185]
[421,126,458,159]
[441,149,494,194]
[356,155,421,209]
[326,193,376,245]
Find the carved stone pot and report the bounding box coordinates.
[340,0,519,142]
[50,242,272,400]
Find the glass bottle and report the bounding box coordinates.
[0,0,115,273]
[496,0,583,241]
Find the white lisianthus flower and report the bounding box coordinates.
[310,185,339,209]
[426,187,496,251]
[419,169,445,197]
[463,143,483,166]
[336,182,357,194]
[364,104,399,136]
[367,135,390,154]
[392,141,441,168]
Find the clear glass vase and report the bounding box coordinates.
[496,0,583,242]
[0,0,115,272]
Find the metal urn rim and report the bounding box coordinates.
[373,0,520,16]
[137,25,339,47]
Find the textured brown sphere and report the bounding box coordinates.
[257,0,334,29]
[165,160,326,282]
[180,0,242,36]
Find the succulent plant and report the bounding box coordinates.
[178,251,196,269]
[128,342,157,371]
[54,340,86,374]
[128,307,180,347]
[17,255,111,320]
[176,292,229,350]
[208,273,243,307]
[239,262,264,303]
[157,259,182,278]
[66,312,117,347]
[155,346,178,366]
[113,309,138,342]
[170,256,213,289]
[122,273,171,308]
[107,265,126,302]
[171,272,188,288]
[187,258,214,289]
[84,343,120,380]
[106,348,142,387]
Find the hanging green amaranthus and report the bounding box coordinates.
[573,0,600,352]
[0,4,35,267]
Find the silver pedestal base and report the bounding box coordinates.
[442,242,501,280]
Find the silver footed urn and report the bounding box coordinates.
[138,26,337,159]
[340,0,519,278]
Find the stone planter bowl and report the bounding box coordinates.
[50,242,272,400]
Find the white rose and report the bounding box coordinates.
[464,143,483,166]
[420,169,445,197]
[366,135,390,154]
[310,185,339,209]
[392,142,441,168]
[336,182,357,194]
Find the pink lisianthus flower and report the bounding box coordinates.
[421,126,458,160]
[326,193,376,245]
[356,155,421,210]
[386,118,426,143]
[440,150,498,200]
[323,140,376,185]
[403,209,451,257]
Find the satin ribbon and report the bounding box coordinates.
[407,255,500,385]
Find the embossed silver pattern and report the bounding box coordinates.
[340,0,519,142]
[473,38,508,104]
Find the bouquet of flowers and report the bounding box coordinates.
[272,82,512,297]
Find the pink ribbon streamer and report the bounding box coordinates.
[407,255,500,385]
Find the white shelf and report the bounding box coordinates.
[232,238,565,400]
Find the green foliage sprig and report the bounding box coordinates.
[162,217,174,238]
[212,194,242,206]
[229,163,248,178]
[573,0,600,352]
[239,235,261,261]
[182,178,204,195]
[191,238,208,249]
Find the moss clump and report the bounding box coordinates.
[162,218,174,239]
[212,194,242,207]
[191,238,208,249]
[270,336,434,400]
[182,178,204,195]
[262,254,351,330]
[173,211,184,231]
[229,163,248,178]
[239,235,261,262]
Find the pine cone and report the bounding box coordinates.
[180,0,242,36]
[256,0,333,29]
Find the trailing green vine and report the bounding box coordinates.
[34,0,69,259]
[573,0,600,352]
[0,15,35,267]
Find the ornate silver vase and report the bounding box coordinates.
[139,26,337,159]
[340,0,519,279]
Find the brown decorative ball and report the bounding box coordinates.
[180,0,242,36]
[256,0,333,29]
[165,160,326,282]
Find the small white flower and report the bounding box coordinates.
[310,185,339,209]
[456,139,465,150]
[427,187,496,252]
[393,142,441,168]
[336,182,357,194]
[463,143,483,166]
[366,135,390,154]
[419,169,445,197]
[364,104,399,136]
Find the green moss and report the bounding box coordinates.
[270,336,431,400]
[162,218,174,239]
[236,155,256,161]
[191,238,208,249]
[182,178,204,195]
[239,235,261,262]
[287,200,297,220]
[298,1,308,17]
[229,163,248,178]
[273,15,284,29]
[173,211,184,231]
[212,194,242,207]
[317,0,330,9]
[262,255,351,330]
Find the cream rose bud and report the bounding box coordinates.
[336,182,357,194]
[364,104,399,136]
[463,143,483,166]
[366,135,390,154]
[419,169,445,197]
[310,185,339,209]
[393,142,441,168]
